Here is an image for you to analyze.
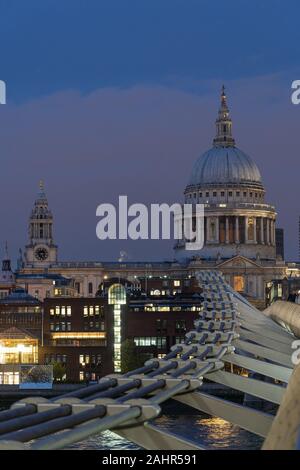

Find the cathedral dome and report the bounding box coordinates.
[186,86,263,190]
[188,146,263,189]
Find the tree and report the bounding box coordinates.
[120,339,147,374]
[52,361,66,382]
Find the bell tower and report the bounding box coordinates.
[25,181,58,267]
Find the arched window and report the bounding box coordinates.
[108,284,126,305]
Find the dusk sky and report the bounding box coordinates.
[0,0,300,263]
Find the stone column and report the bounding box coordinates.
[260,218,264,244]
[271,220,275,245]
[225,217,229,244]
[253,217,257,244]
[235,216,239,243]
[245,216,249,243]
[206,216,210,243]
[266,219,270,245]
[215,217,220,243]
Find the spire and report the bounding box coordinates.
[213,85,235,148]
[38,179,47,200]
[2,241,11,272]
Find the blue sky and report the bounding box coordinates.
[0,0,299,262]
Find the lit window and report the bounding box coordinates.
[67,306,71,316]
[174,280,180,287]
[55,306,60,315]
[233,275,245,292]
[83,306,88,317]
[61,306,66,316]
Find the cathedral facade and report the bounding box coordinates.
[16,88,288,308]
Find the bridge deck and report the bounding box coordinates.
[0,271,297,450]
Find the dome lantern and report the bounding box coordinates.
[213,85,235,148]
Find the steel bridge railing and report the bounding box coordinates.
[0,270,297,450]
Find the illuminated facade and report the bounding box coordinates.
[16,89,290,307]
[0,328,39,385]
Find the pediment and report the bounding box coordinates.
[216,255,263,270]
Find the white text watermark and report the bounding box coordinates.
[96,196,204,251]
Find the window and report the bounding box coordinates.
[174,280,181,287]
[108,284,126,305]
[250,192,253,197]
[221,191,225,197]
[236,191,240,197]
[151,289,161,296]
[84,306,88,317]
[75,282,80,294]
[233,275,245,292]
[175,336,185,344]
[229,191,233,197]
[50,309,55,316]
[67,306,71,316]
[213,192,217,197]
[157,337,167,348]
[199,192,202,197]
[156,319,167,332]
[247,217,255,240]
[61,306,66,316]
[175,320,186,332]
[88,282,93,294]
[205,192,209,197]
[243,192,247,197]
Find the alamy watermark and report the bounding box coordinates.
[0,80,6,104]
[96,196,204,251]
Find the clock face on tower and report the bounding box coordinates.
[34,247,49,261]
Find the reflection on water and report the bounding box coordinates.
[1,400,263,450]
[67,412,263,450]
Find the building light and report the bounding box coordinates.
[51,332,106,339]
[219,204,227,207]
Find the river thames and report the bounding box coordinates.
[67,407,263,450]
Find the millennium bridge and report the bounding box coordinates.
[0,271,299,450]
